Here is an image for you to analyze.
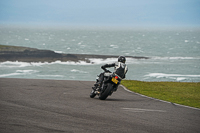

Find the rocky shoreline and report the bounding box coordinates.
[0,45,149,62]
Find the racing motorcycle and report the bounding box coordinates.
[90,68,121,100]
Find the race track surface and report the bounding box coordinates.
[0,78,200,133]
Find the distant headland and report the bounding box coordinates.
[0,45,149,63]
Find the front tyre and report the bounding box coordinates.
[99,83,113,100]
[90,90,96,98]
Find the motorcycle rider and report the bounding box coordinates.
[95,56,128,88]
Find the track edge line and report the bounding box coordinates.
[120,85,200,111]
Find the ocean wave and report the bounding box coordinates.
[0,61,50,67]
[0,61,32,68]
[88,58,117,64]
[0,73,21,77]
[50,60,90,65]
[54,51,63,53]
[144,73,200,81]
[37,75,64,77]
[16,70,38,73]
[0,70,38,77]
[152,57,200,60]
[0,58,128,67]
[70,69,88,73]
[0,60,91,67]
[0,56,198,68]
[88,57,140,64]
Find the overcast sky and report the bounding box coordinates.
[0,0,200,28]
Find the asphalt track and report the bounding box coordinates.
[0,78,200,133]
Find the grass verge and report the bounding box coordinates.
[121,80,200,109]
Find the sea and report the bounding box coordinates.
[0,26,200,82]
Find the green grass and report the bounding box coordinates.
[0,44,36,52]
[0,44,22,51]
[0,44,12,48]
[121,80,200,108]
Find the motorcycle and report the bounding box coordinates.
[90,68,121,100]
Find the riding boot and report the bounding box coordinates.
[94,73,104,87]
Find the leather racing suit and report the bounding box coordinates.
[97,61,128,86]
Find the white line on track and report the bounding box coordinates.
[122,108,166,113]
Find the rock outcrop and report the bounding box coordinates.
[0,45,149,62]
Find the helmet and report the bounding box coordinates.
[118,56,126,63]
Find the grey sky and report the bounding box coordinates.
[0,0,199,27]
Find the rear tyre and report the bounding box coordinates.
[99,83,113,100]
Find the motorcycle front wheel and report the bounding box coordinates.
[90,90,96,98]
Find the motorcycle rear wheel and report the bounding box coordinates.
[99,83,113,100]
